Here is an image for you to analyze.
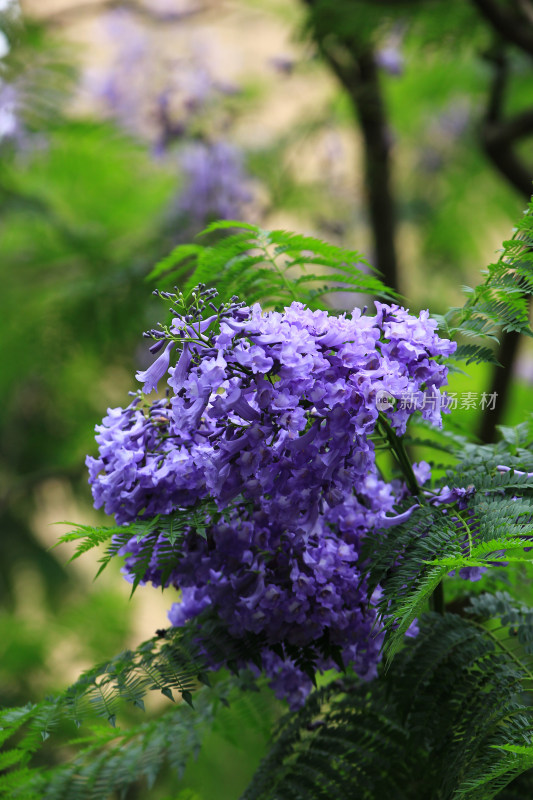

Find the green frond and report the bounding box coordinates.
[148,243,204,282]
[0,606,276,760]
[383,565,449,663]
[54,520,125,561]
[147,221,395,309]
[448,198,533,364]
[0,631,200,755]
[201,220,259,234]
[364,438,533,656]
[458,750,533,800]
[1,675,281,800]
[243,612,533,800]
[1,683,227,800]
[454,343,501,364]
[57,498,217,589]
[242,680,410,800]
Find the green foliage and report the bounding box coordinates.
[305,0,482,48]
[5,205,533,796]
[441,198,533,364]
[148,205,533,376]
[0,109,176,482]
[0,679,266,800]
[5,2,533,797]
[0,117,176,614]
[6,200,533,796]
[0,617,281,800]
[243,610,533,800]
[148,220,396,308]
[366,434,533,661]
[56,497,219,592]
[0,603,277,749]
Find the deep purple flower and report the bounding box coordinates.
[88,295,456,705]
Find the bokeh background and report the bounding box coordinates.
[2,0,533,796]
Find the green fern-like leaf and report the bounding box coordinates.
[0,674,281,800]
[56,498,217,590]
[364,435,533,660]
[446,198,533,364]
[147,221,396,309]
[0,681,230,800]
[243,611,533,800]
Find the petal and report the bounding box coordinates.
[135,341,175,394]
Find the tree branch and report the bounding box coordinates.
[312,35,400,294]
[485,108,533,144]
[481,51,533,195]
[471,0,533,56]
[477,47,532,442]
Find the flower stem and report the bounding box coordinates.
[377,413,446,614]
[377,413,419,496]
[429,581,445,615]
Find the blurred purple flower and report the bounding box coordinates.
[177,140,253,224]
[0,81,23,143]
[269,55,296,76]
[419,100,471,173]
[84,12,256,226]
[376,45,404,76]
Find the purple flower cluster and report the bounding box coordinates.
[87,292,456,705]
[0,82,24,146]
[176,140,253,225]
[87,4,253,231]
[86,9,254,228]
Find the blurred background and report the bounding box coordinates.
[1,0,533,796]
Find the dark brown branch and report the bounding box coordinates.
[301,0,400,292]
[478,329,522,443]
[478,48,532,442]
[481,51,533,195]
[485,108,533,144]
[318,40,400,294]
[482,133,533,197]
[518,0,533,26]
[471,0,533,56]
[485,47,508,122]
[481,47,533,209]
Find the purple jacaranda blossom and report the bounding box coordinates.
[375,26,405,77]
[0,83,21,141]
[177,140,253,225]
[0,80,31,149]
[88,293,457,705]
[497,466,533,478]
[428,485,476,511]
[380,503,419,528]
[376,46,404,76]
[442,494,507,582]
[413,461,431,486]
[90,9,147,135]
[457,567,486,582]
[81,8,259,235]
[269,55,296,76]
[136,341,175,394]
